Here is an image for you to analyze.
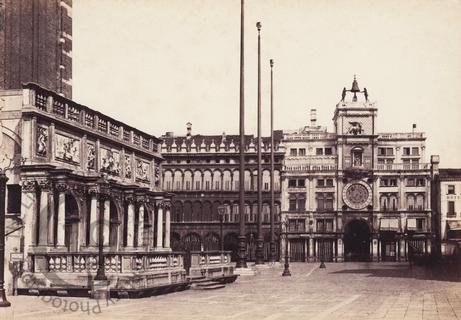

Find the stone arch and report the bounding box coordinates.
[173,170,183,190]
[182,232,202,251]
[183,170,193,191]
[244,170,252,191]
[222,170,232,191]
[232,170,239,191]
[262,169,270,191]
[163,170,173,191]
[274,170,281,191]
[203,232,220,251]
[232,202,239,222]
[213,170,222,190]
[262,202,270,222]
[211,201,220,222]
[344,219,371,261]
[173,201,183,222]
[183,201,193,222]
[193,170,202,190]
[192,200,202,221]
[171,232,181,251]
[64,192,80,252]
[203,170,212,191]
[202,201,212,221]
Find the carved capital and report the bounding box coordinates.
[163,201,172,211]
[156,201,165,210]
[21,180,37,192]
[125,194,136,204]
[37,179,52,192]
[55,183,68,193]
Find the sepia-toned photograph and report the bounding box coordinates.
[0,0,461,319]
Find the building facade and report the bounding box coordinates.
[1,83,185,295]
[0,0,72,98]
[281,78,437,263]
[161,125,284,262]
[434,168,461,256]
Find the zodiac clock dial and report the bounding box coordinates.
[342,181,372,210]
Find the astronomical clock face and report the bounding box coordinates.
[342,181,372,210]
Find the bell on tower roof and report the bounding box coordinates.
[350,74,360,93]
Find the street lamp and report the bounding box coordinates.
[281,217,291,276]
[217,205,226,253]
[0,151,12,307]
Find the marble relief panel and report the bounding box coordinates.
[136,159,150,181]
[55,133,80,164]
[100,147,121,176]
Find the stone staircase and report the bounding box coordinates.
[188,276,226,290]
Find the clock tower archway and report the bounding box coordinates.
[344,219,371,262]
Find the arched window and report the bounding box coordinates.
[262,170,270,191]
[244,170,252,191]
[173,201,183,222]
[380,195,389,211]
[184,171,192,191]
[202,201,212,221]
[213,170,222,190]
[351,147,363,167]
[183,201,192,222]
[252,170,258,191]
[390,195,398,211]
[163,171,173,190]
[232,171,239,191]
[203,170,212,191]
[275,202,281,222]
[192,201,202,221]
[407,195,415,211]
[262,203,270,222]
[173,170,183,190]
[274,170,281,191]
[251,203,258,222]
[223,170,232,191]
[193,170,202,190]
[244,203,251,222]
[232,202,239,222]
[416,194,424,210]
[224,203,231,222]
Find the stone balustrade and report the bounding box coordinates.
[29,251,183,274]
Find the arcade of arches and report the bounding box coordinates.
[20,176,172,267]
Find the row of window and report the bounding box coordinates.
[287,193,425,212]
[288,219,334,233]
[377,147,420,157]
[288,178,334,188]
[289,147,333,157]
[163,170,281,192]
[172,202,281,223]
[166,158,282,164]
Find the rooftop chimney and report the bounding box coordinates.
[186,122,192,139]
[310,109,317,127]
[165,132,174,137]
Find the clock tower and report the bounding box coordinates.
[333,76,379,260]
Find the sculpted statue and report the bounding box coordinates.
[36,127,48,156]
[348,121,363,135]
[341,87,346,101]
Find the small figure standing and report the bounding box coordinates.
[363,88,369,101]
[341,87,346,101]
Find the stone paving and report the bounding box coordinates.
[1,262,461,320]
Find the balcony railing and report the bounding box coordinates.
[29,251,184,274]
[24,83,160,154]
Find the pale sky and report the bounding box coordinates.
[73,0,461,167]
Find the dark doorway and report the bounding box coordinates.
[344,220,370,261]
[224,233,239,262]
[290,239,306,262]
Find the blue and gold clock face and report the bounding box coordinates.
[343,181,372,210]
